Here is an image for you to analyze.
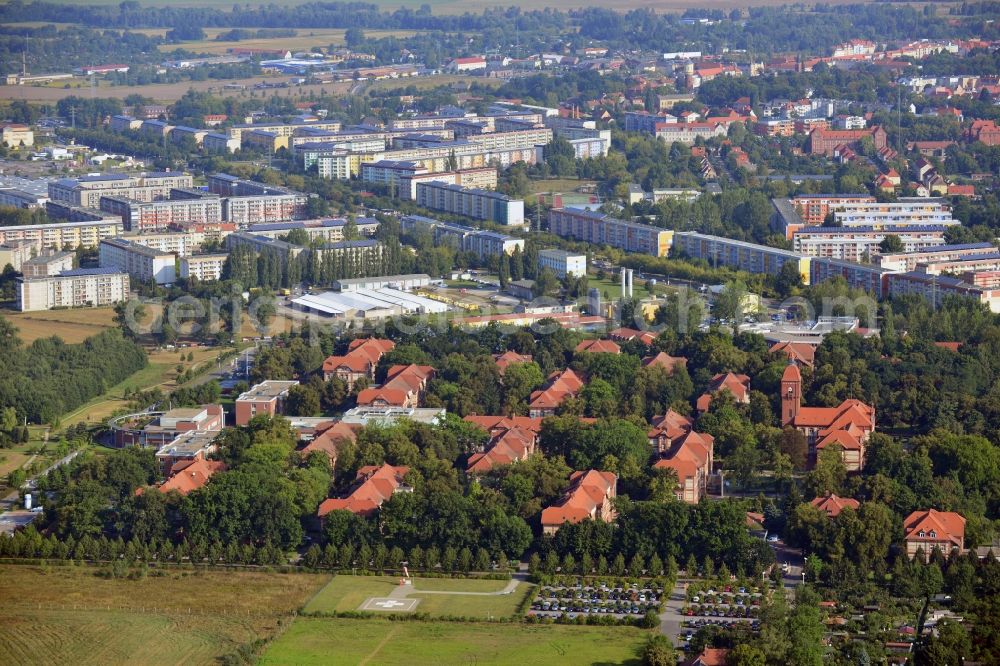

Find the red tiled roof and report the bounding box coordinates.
[575,339,621,354]
[153,458,226,496]
[317,464,410,517]
[540,469,617,527]
[494,350,533,374]
[529,368,585,411]
[770,341,816,368]
[642,352,688,373]
[697,372,751,411]
[810,494,860,517]
[302,421,361,461]
[356,387,408,407]
[903,509,966,546]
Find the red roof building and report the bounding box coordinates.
[322,338,395,388]
[575,339,622,354]
[653,429,714,503]
[686,648,731,666]
[493,350,533,376]
[696,372,751,413]
[781,363,875,471]
[647,409,695,453]
[642,351,688,374]
[769,341,817,368]
[529,369,585,418]
[317,464,411,518]
[138,458,226,496]
[608,327,657,345]
[810,494,861,517]
[301,420,361,466]
[809,126,887,155]
[540,470,617,535]
[903,509,966,561]
[356,363,435,408]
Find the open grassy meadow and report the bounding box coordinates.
[261,617,649,665]
[0,564,330,666]
[5,307,118,344]
[303,574,531,618]
[158,28,424,54]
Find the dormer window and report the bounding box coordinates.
[918,530,926,537]
[929,530,937,538]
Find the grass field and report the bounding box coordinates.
[589,275,652,301]
[5,307,118,344]
[0,447,33,480]
[160,28,423,54]
[0,565,330,666]
[0,78,353,103]
[261,617,649,665]
[530,178,599,195]
[303,575,530,618]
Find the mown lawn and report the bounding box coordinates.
[261,617,649,665]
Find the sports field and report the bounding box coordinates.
[261,617,649,665]
[303,574,531,618]
[0,564,330,666]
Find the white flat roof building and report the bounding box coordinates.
[538,249,587,278]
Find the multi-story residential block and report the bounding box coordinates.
[109,115,143,132]
[360,160,426,190]
[874,242,997,272]
[20,251,74,278]
[548,207,674,257]
[673,231,812,284]
[567,136,611,158]
[0,240,36,271]
[400,215,524,258]
[788,194,877,225]
[0,187,47,209]
[179,253,228,281]
[48,172,194,209]
[99,237,177,285]
[792,225,950,261]
[809,257,896,298]
[466,127,553,151]
[225,120,342,142]
[830,199,957,228]
[203,132,241,153]
[0,217,123,251]
[99,194,223,232]
[247,217,380,243]
[170,125,208,146]
[538,249,587,278]
[234,380,299,425]
[398,168,497,200]
[415,181,525,226]
[887,271,1000,313]
[222,193,309,226]
[17,267,129,311]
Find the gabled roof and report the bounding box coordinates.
[383,364,435,393]
[575,339,621,354]
[467,424,537,473]
[302,421,361,460]
[323,338,394,374]
[697,372,750,411]
[903,509,966,546]
[648,409,694,441]
[494,350,533,374]
[464,415,544,434]
[810,494,860,517]
[770,341,816,368]
[529,369,585,410]
[642,352,688,373]
[317,464,410,517]
[688,647,731,666]
[816,428,863,452]
[153,458,226,496]
[793,399,874,430]
[540,469,616,527]
[356,387,409,407]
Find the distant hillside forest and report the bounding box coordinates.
[0,316,147,425]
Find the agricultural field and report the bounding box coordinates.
[303,574,531,618]
[262,617,649,665]
[0,78,353,104]
[5,306,118,344]
[0,564,330,666]
[159,28,424,54]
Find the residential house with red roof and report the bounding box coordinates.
[608,328,657,345]
[137,458,226,496]
[654,429,715,503]
[781,363,875,471]
[356,363,435,408]
[529,369,585,417]
[575,339,622,354]
[810,494,861,517]
[540,470,618,535]
[465,420,539,473]
[686,647,731,666]
[769,341,817,368]
[903,509,966,561]
[493,350,533,376]
[647,409,695,452]
[696,372,751,413]
[301,420,361,466]
[322,338,395,388]
[317,464,411,518]
[642,352,688,374]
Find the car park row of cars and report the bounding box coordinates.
[529,582,664,618]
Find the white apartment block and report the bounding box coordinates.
[99,195,223,232]
[48,172,194,209]
[180,253,228,281]
[399,168,497,200]
[0,219,124,252]
[792,226,950,261]
[203,132,241,153]
[538,249,587,278]
[117,230,203,257]
[17,268,130,311]
[832,200,957,227]
[400,215,523,258]
[548,208,674,257]
[223,194,309,226]
[99,238,177,285]
[467,128,553,151]
[415,181,525,226]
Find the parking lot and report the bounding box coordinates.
[528,582,664,620]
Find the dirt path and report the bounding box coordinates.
[358,624,400,666]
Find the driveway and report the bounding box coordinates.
[659,581,687,643]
